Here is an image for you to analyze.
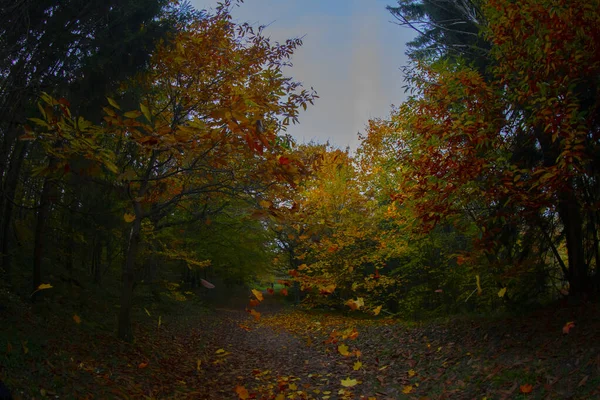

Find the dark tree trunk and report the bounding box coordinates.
[557,190,589,298]
[118,205,142,342]
[0,140,28,277]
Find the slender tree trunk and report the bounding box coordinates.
[0,140,27,277]
[118,199,144,342]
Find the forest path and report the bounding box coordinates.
[2,290,599,399]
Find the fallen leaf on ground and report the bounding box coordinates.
[520,383,533,393]
[235,385,249,399]
[340,378,358,387]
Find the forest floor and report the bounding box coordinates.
[1,287,600,400]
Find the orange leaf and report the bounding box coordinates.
[266,288,274,295]
[138,362,148,369]
[278,156,291,165]
[249,309,261,321]
[520,383,533,393]
[562,321,575,334]
[288,269,299,277]
[280,288,288,296]
[73,314,81,324]
[248,299,260,308]
[235,385,249,399]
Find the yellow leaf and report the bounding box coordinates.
[408,369,416,377]
[123,213,136,223]
[124,110,142,119]
[215,349,226,354]
[402,385,413,394]
[373,305,382,316]
[340,378,358,387]
[353,361,362,370]
[476,275,482,295]
[107,97,120,110]
[498,287,507,298]
[73,314,81,324]
[338,344,350,356]
[144,308,151,316]
[251,289,263,301]
[31,283,53,297]
[21,340,28,354]
[140,103,151,122]
[235,385,249,399]
[196,359,202,371]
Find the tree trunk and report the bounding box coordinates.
[118,205,142,342]
[0,141,27,278]
[557,190,589,298]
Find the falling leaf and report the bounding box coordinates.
[200,279,215,289]
[353,361,362,370]
[249,299,260,308]
[520,383,533,393]
[578,375,588,387]
[402,385,413,394]
[280,288,288,296]
[73,314,81,324]
[476,275,482,295]
[144,308,151,316]
[345,297,364,311]
[215,349,226,354]
[408,369,416,377]
[498,287,507,297]
[196,359,202,371]
[249,309,261,321]
[563,321,575,334]
[37,283,53,290]
[251,289,263,301]
[267,288,274,295]
[123,213,135,223]
[234,385,249,399]
[340,378,358,387]
[21,340,28,354]
[158,316,161,329]
[338,344,350,356]
[373,305,382,316]
[435,289,443,293]
[456,255,465,265]
[138,362,148,369]
[319,284,336,295]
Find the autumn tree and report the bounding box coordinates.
[371,0,600,300]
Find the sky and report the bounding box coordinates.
[190,0,416,151]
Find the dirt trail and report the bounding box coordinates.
[196,297,365,399]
